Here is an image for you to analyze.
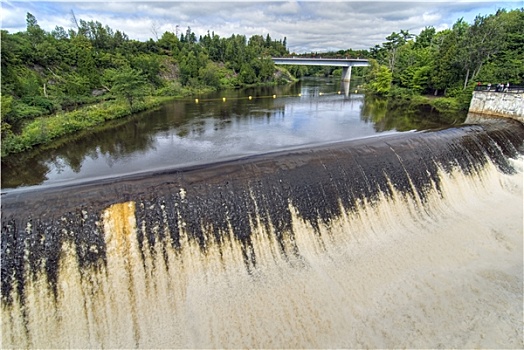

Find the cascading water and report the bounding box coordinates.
[2,121,523,348]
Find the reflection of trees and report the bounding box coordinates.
[1,157,49,188]
[361,95,466,132]
[1,112,158,188]
[97,121,156,160]
[1,86,294,188]
[361,95,388,125]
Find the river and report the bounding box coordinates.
[1,78,463,189]
[2,78,522,348]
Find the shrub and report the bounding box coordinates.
[10,101,46,121]
[430,97,461,112]
[155,82,184,96]
[21,95,59,114]
[388,86,416,99]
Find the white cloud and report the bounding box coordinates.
[2,1,522,52]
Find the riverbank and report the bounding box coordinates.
[1,95,179,157]
[387,87,472,114]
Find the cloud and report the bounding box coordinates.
[2,1,522,52]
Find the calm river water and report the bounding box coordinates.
[1,78,465,189]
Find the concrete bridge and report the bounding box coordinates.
[272,57,370,82]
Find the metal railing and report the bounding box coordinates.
[474,84,524,93]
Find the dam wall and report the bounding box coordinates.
[468,91,524,123]
[2,122,524,348]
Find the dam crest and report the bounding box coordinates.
[2,113,523,347]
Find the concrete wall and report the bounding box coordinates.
[468,91,524,123]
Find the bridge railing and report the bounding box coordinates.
[474,84,524,93]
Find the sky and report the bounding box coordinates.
[1,1,522,53]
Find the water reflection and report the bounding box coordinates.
[1,78,465,189]
[361,95,465,132]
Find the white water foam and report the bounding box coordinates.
[2,158,523,348]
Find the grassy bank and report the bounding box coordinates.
[1,95,176,157]
[387,86,473,113]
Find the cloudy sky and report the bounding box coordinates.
[2,1,522,53]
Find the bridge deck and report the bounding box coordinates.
[272,57,370,67]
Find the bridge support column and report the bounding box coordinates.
[341,66,352,97]
[341,80,350,97]
[342,66,352,82]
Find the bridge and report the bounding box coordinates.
[272,57,370,82]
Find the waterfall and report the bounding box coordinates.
[2,121,523,348]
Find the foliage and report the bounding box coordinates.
[103,67,149,109]
[365,60,392,96]
[364,9,523,99]
[429,97,461,112]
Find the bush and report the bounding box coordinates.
[21,95,59,114]
[155,82,184,96]
[10,101,46,120]
[332,68,343,77]
[388,86,416,99]
[430,97,461,112]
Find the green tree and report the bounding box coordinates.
[458,14,504,88]
[413,26,436,49]
[476,9,524,85]
[430,29,462,95]
[366,59,392,95]
[382,30,414,71]
[104,67,149,109]
[240,62,257,84]
[158,31,180,56]
[258,57,275,82]
[130,54,162,86]
[199,61,222,88]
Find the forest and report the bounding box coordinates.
[1,8,523,156]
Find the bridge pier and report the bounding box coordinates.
[342,66,352,82]
[341,66,352,97]
[341,80,350,97]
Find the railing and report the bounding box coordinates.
[474,84,524,93]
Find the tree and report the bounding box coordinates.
[158,31,180,55]
[430,29,462,95]
[130,54,162,86]
[414,26,436,49]
[258,57,275,82]
[458,14,504,89]
[104,67,149,109]
[26,13,45,45]
[382,30,413,71]
[199,62,222,88]
[366,59,392,95]
[240,62,256,84]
